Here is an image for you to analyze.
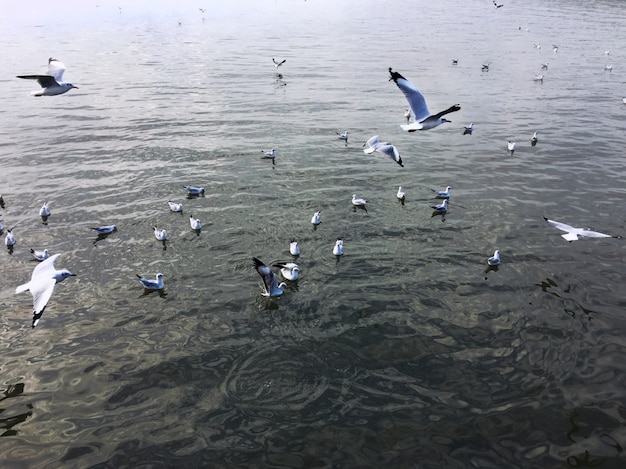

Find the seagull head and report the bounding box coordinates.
[57,269,76,282]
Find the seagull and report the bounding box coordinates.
[189,215,201,230]
[404,108,412,123]
[397,186,405,201]
[623,97,626,105]
[311,211,321,225]
[487,250,501,266]
[351,194,367,207]
[431,199,448,212]
[253,257,287,297]
[463,123,473,135]
[389,68,460,131]
[333,239,344,256]
[363,135,403,167]
[39,201,50,217]
[451,59,458,65]
[17,58,78,96]
[493,1,503,8]
[273,262,300,281]
[531,131,538,146]
[184,186,205,195]
[543,217,619,242]
[552,44,559,53]
[153,226,167,241]
[541,63,549,70]
[91,225,117,234]
[199,8,206,13]
[605,64,613,72]
[534,43,541,49]
[5,229,16,246]
[431,186,452,198]
[136,273,164,290]
[336,131,349,145]
[15,253,76,328]
[289,240,300,256]
[167,200,183,212]
[30,248,50,261]
[482,63,490,71]
[261,148,276,164]
[507,140,516,155]
[272,58,286,68]
[534,74,544,82]
[605,50,610,56]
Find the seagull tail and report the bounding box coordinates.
[401,123,422,132]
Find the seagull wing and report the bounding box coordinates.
[377,143,403,167]
[579,229,613,239]
[389,71,430,121]
[427,104,461,122]
[363,135,380,154]
[47,60,66,82]
[253,257,276,296]
[32,253,61,280]
[544,217,576,234]
[31,277,57,314]
[17,75,59,88]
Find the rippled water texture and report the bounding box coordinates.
[1,0,625,467]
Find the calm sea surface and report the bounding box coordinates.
[1,0,625,467]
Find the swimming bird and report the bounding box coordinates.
[507,140,516,155]
[30,248,50,261]
[261,148,276,164]
[431,186,452,198]
[482,63,490,71]
[533,43,541,49]
[136,273,164,290]
[431,199,448,212]
[199,8,206,13]
[253,257,287,297]
[311,211,321,225]
[15,253,76,328]
[17,58,78,96]
[184,186,205,195]
[363,135,403,167]
[534,74,544,82]
[552,44,559,53]
[39,201,50,217]
[389,68,460,131]
[531,131,538,146]
[91,225,117,234]
[541,63,549,70]
[404,108,412,122]
[336,131,349,145]
[167,200,183,212]
[5,229,16,246]
[543,217,619,242]
[333,239,344,256]
[451,59,458,65]
[273,262,300,281]
[463,123,473,135]
[351,194,367,207]
[189,215,201,230]
[289,240,300,256]
[154,226,167,241]
[605,64,613,72]
[397,186,405,201]
[487,250,501,266]
[272,58,286,68]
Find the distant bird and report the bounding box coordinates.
[431,186,452,198]
[311,211,321,225]
[351,194,367,207]
[623,97,626,105]
[336,131,349,145]
[531,131,538,146]
[272,58,286,68]
[199,8,206,13]
[333,239,344,256]
[5,229,15,246]
[261,148,276,163]
[543,217,620,242]
[153,226,167,241]
[17,58,78,96]
[396,186,405,201]
[451,59,458,65]
[189,215,201,230]
[552,44,559,53]
[184,186,205,195]
[463,123,473,135]
[273,262,300,281]
[253,257,287,297]
[167,200,183,212]
[487,250,501,266]
[493,1,503,8]
[289,240,300,256]
[15,253,76,328]
[431,199,448,213]
[30,248,50,261]
[541,63,549,70]
[39,201,50,217]
[389,68,460,131]
[91,225,117,234]
[482,63,490,71]
[533,43,541,49]
[404,108,411,123]
[136,273,164,291]
[534,74,544,82]
[605,64,613,72]
[605,50,610,56]
[363,135,404,167]
[507,140,516,155]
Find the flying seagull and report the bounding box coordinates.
[543,217,620,242]
[389,68,460,131]
[253,257,287,297]
[363,135,403,167]
[17,58,78,96]
[272,58,286,68]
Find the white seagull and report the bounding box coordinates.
[17,58,78,96]
[253,257,287,297]
[463,123,473,135]
[5,228,16,246]
[39,201,51,217]
[543,217,619,242]
[336,131,349,145]
[333,239,344,256]
[389,68,460,131]
[153,226,167,241]
[311,211,321,225]
[289,240,300,256]
[507,140,516,155]
[272,58,286,68]
[261,148,276,162]
[30,248,50,261]
[534,74,544,82]
[136,272,164,290]
[363,135,403,167]
[487,250,501,266]
[431,186,452,198]
[397,186,405,200]
[605,64,613,72]
[351,194,367,207]
[184,186,205,195]
[91,225,117,234]
[482,63,490,71]
[431,199,448,212]
[168,200,183,212]
[531,132,538,146]
[404,108,412,122]
[15,253,76,328]
[273,262,300,281]
[541,63,549,70]
[189,215,202,230]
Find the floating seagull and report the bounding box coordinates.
[533,43,541,49]
[605,64,613,72]
[552,44,559,53]
[482,63,490,71]
[17,58,78,96]
[30,248,50,261]
[273,262,300,281]
[289,240,300,256]
[531,131,538,146]
[431,199,448,212]
[336,131,349,145]
[5,229,16,246]
[15,253,75,328]
[543,217,619,242]
[261,148,276,164]
[351,194,367,207]
[39,201,50,217]
[487,250,501,266]
[153,226,167,241]
[167,200,183,212]
[404,108,412,123]
[253,257,287,297]
[363,135,403,167]
[451,59,458,65]
[541,63,549,70]
[507,140,516,155]
[136,273,164,290]
[199,8,206,13]
[189,215,201,230]
[184,186,205,195]
[397,186,405,201]
[91,225,117,234]
[272,58,286,68]
[493,1,503,8]
[311,210,321,225]
[389,68,460,131]
[534,74,544,82]
[432,186,452,198]
[605,50,610,56]
[333,239,344,256]
[463,123,473,135]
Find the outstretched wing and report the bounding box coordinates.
[580,229,613,239]
[429,104,461,121]
[544,217,575,234]
[47,59,66,82]
[17,75,59,88]
[389,69,430,121]
[253,257,276,295]
[363,135,380,154]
